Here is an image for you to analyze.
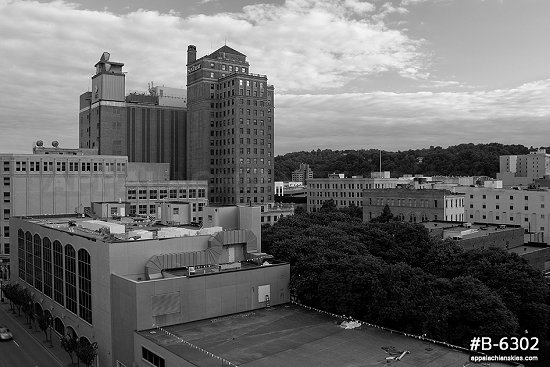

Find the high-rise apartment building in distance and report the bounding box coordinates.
[498,148,550,187]
[186,45,275,205]
[79,52,187,180]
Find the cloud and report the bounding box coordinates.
[0,0,548,158]
[0,0,427,153]
[274,79,550,154]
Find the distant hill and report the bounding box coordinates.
[274,143,532,181]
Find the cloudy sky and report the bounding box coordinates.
[1,0,549,155]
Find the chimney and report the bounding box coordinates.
[187,45,197,64]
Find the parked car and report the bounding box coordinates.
[0,326,13,341]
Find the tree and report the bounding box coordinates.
[61,333,79,365]
[370,204,394,223]
[38,312,50,342]
[76,340,98,367]
[293,206,305,215]
[338,204,362,219]
[319,199,337,213]
[261,210,550,348]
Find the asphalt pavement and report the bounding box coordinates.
[0,301,68,367]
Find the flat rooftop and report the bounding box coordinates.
[137,304,512,367]
[19,215,205,242]
[422,222,522,240]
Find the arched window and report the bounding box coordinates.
[53,241,64,305]
[65,245,77,314]
[33,234,42,291]
[18,229,25,280]
[78,249,92,324]
[43,237,53,298]
[25,231,33,285]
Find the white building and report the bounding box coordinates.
[457,185,550,243]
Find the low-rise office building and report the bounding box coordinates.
[125,180,208,222]
[0,146,209,274]
[10,203,289,367]
[362,189,465,222]
[307,173,412,212]
[0,146,128,267]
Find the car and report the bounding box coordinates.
[0,326,13,341]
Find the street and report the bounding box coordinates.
[0,303,62,367]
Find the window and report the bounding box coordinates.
[127,189,136,200]
[25,232,33,285]
[138,205,147,214]
[18,229,25,280]
[53,241,64,305]
[78,249,92,324]
[189,189,197,198]
[178,189,187,199]
[142,347,165,367]
[65,245,77,314]
[33,234,42,292]
[43,237,52,298]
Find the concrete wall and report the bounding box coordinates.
[127,162,170,182]
[132,263,290,331]
[459,227,524,251]
[512,246,550,271]
[113,262,289,367]
[134,333,194,367]
[111,274,138,367]
[203,206,262,251]
[10,217,115,367]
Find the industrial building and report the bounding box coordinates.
[79,52,188,180]
[10,203,289,367]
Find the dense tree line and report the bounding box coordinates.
[262,209,550,347]
[275,143,531,180]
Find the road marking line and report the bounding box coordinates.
[14,340,20,347]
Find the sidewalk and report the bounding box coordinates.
[1,300,75,366]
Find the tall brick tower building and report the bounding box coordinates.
[186,45,275,204]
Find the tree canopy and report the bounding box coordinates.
[275,143,530,181]
[262,209,550,347]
